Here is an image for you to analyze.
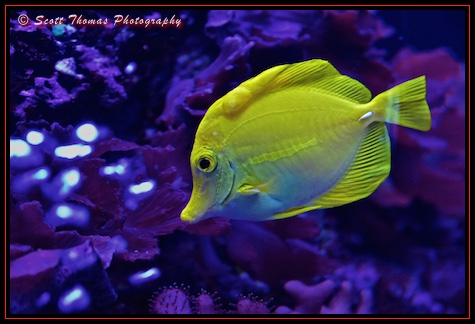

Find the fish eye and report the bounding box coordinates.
[196,151,217,173]
[199,158,211,170]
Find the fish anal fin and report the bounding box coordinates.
[314,122,391,208]
[272,205,319,220]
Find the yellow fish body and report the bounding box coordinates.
[180,59,431,224]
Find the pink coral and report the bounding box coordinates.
[150,285,193,314]
[194,289,222,314]
[389,48,465,217]
[233,294,272,314]
[149,285,272,314]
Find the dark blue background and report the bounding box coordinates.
[376,9,466,61]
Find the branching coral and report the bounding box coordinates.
[275,262,379,314]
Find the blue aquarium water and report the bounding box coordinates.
[8,8,466,317]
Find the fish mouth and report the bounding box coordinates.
[180,210,194,223]
[180,200,213,224]
[180,209,203,224]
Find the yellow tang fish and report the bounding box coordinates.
[180,59,431,224]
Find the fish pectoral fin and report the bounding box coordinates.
[238,178,276,195]
[272,205,319,220]
[314,122,391,208]
[238,184,261,195]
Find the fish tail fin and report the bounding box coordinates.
[373,76,432,131]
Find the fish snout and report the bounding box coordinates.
[180,210,194,223]
[180,203,208,224]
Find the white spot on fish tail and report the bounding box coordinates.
[212,131,218,136]
[359,111,374,121]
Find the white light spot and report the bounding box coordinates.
[101,161,127,176]
[46,202,89,228]
[68,250,78,259]
[129,180,155,195]
[54,144,92,159]
[359,111,374,121]
[103,166,115,175]
[115,164,125,175]
[212,131,218,136]
[33,168,49,180]
[76,123,99,142]
[26,131,44,145]
[125,198,138,210]
[128,267,161,285]
[10,139,31,158]
[58,284,90,313]
[111,235,128,251]
[36,292,51,308]
[56,205,73,219]
[124,62,137,75]
[62,169,80,187]
[64,289,81,305]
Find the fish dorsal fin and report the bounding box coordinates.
[272,59,372,104]
[220,59,371,115]
[313,122,391,208]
